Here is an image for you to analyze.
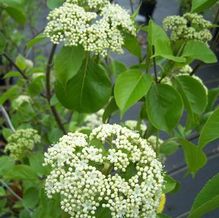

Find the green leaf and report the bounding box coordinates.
[182,40,217,64]
[0,156,15,176]
[0,33,6,54]
[55,58,112,113]
[0,85,19,105]
[47,0,64,9]
[29,152,48,176]
[146,84,183,132]
[33,191,62,218]
[189,173,219,218]
[110,60,127,76]
[103,97,118,123]
[206,87,219,112]
[174,75,208,115]
[3,71,21,79]
[5,165,39,181]
[157,214,171,218]
[19,210,31,218]
[147,20,185,63]
[199,108,219,148]
[5,6,26,24]
[23,187,39,209]
[163,175,180,194]
[124,33,142,58]
[0,187,5,197]
[96,207,111,218]
[191,0,218,13]
[178,139,207,174]
[160,139,179,156]
[115,70,153,115]
[16,54,28,71]
[54,46,84,85]
[27,33,46,48]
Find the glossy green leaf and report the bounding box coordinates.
[55,58,112,113]
[110,60,127,76]
[191,0,218,12]
[160,139,179,156]
[148,20,185,63]
[189,173,219,218]
[182,40,217,64]
[146,84,183,132]
[179,139,207,174]
[199,108,219,148]
[115,70,153,115]
[174,75,208,114]
[54,46,84,85]
[163,175,179,194]
[124,34,142,58]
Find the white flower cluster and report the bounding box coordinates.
[83,109,104,129]
[163,13,212,43]
[66,0,108,9]
[124,120,147,133]
[45,1,135,56]
[5,129,40,160]
[44,124,164,218]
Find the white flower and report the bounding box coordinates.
[44,2,136,56]
[44,124,164,217]
[163,13,212,43]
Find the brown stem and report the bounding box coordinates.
[45,44,67,134]
[3,53,28,80]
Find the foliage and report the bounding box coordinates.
[0,0,218,217]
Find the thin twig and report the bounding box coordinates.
[0,106,15,132]
[190,62,203,76]
[152,46,158,82]
[0,179,33,215]
[2,53,28,80]
[175,211,190,218]
[45,45,67,134]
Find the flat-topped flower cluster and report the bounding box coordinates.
[45,0,135,56]
[44,124,164,218]
[5,128,40,160]
[163,13,212,43]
